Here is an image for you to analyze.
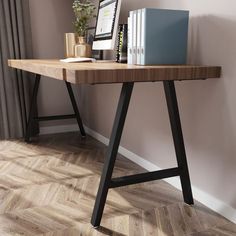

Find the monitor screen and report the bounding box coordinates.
[94,0,118,41]
[93,0,121,50]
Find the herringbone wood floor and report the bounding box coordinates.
[0,132,235,236]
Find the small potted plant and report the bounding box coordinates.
[73,0,96,57]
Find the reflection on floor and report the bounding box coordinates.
[0,132,235,236]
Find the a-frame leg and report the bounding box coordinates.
[90,80,193,227]
[91,82,134,227]
[24,74,86,142]
[65,81,86,137]
[25,74,41,142]
[163,80,194,204]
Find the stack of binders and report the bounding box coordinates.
[128,8,189,65]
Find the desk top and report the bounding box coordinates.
[8,59,221,84]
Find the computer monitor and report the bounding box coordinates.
[92,0,122,50]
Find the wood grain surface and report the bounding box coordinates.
[8,59,221,85]
[0,132,235,236]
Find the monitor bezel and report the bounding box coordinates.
[93,0,119,42]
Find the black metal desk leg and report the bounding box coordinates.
[65,82,86,137]
[91,82,134,227]
[163,81,194,205]
[24,74,41,143]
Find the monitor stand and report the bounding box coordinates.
[99,50,104,60]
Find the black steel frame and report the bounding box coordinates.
[24,75,194,226]
[24,74,86,142]
[91,80,194,227]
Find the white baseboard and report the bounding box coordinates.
[40,124,236,224]
[40,124,79,135]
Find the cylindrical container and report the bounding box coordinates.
[74,37,92,58]
[64,33,76,58]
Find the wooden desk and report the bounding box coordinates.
[8,59,221,227]
[8,59,220,84]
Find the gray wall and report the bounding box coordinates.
[82,0,236,210]
[29,0,75,127]
[29,0,236,214]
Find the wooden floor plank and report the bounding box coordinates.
[0,132,235,236]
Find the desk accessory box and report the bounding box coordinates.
[128,8,189,65]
